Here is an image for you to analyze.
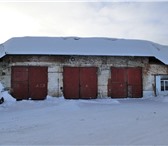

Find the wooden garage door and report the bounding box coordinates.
[110,68,127,98]
[127,68,142,98]
[11,67,29,100]
[109,67,142,98]
[80,68,97,99]
[29,67,48,100]
[63,67,97,99]
[63,67,79,99]
[11,66,48,100]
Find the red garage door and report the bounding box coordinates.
[63,67,97,99]
[11,67,29,100]
[108,67,142,98]
[63,67,79,99]
[127,68,142,98]
[29,67,48,100]
[110,68,127,98]
[11,66,48,100]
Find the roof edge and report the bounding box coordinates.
[0,44,6,58]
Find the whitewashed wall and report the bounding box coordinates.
[0,55,167,98]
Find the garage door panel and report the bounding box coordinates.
[11,82,29,100]
[110,67,142,98]
[12,67,28,82]
[63,67,97,99]
[127,68,142,98]
[80,67,97,99]
[29,67,48,100]
[127,68,142,85]
[111,68,127,98]
[12,67,28,73]
[111,83,127,98]
[63,67,79,99]
[128,85,142,98]
[11,66,48,100]
[11,67,29,100]
[82,87,97,99]
[29,82,47,100]
[111,67,126,83]
[29,67,48,83]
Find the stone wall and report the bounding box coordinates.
[0,55,167,98]
[143,64,168,96]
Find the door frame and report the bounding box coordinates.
[11,66,48,100]
[109,67,142,98]
[63,66,98,99]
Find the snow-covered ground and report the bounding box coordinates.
[1,91,168,145]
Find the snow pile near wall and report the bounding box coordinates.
[0,82,15,103]
[46,95,120,110]
[148,95,168,103]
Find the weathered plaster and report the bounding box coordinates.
[1,55,167,98]
[143,64,168,96]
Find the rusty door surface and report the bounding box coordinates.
[109,67,142,98]
[127,67,142,98]
[11,66,48,100]
[110,68,127,98]
[80,67,97,99]
[63,67,80,99]
[63,67,97,99]
[29,67,48,100]
[11,67,29,100]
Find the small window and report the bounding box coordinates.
[160,76,168,91]
[161,80,164,91]
[165,81,168,90]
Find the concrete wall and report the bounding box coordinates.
[0,55,168,98]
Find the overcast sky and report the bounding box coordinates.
[0,1,168,45]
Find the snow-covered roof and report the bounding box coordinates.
[1,36,168,64]
[0,44,6,58]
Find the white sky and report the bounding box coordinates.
[0,1,168,45]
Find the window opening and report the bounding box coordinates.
[160,76,168,91]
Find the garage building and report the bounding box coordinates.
[0,37,168,100]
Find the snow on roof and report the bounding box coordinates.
[1,36,168,64]
[0,44,6,58]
